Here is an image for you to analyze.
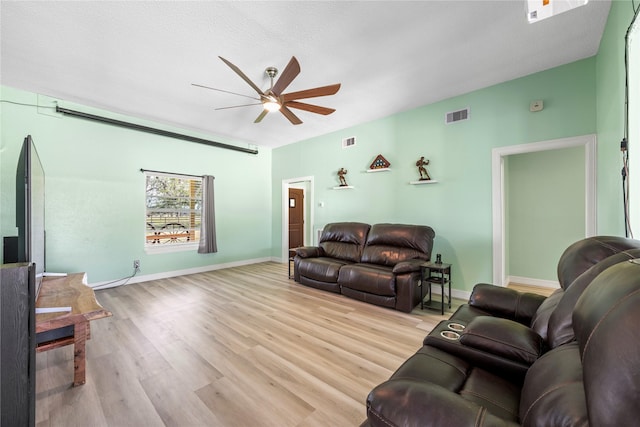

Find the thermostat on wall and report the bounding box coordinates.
[530,100,544,112]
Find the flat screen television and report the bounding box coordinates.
[16,135,46,298]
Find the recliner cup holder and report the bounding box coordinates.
[440,330,460,340]
[447,322,465,332]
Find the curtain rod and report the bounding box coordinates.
[140,168,212,179]
[55,106,258,155]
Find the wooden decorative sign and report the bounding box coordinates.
[370,154,391,170]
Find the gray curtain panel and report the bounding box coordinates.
[198,175,218,254]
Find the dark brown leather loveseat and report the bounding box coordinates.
[294,222,435,312]
[362,236,640,426]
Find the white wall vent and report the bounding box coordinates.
[445,108,469,124]
[342,136,356,148]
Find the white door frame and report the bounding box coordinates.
[281,176,314,262]
[492,134,597,286]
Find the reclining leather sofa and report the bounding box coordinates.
[362,236,640,426]
[294,222,435,312]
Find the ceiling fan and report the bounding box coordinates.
[193,56,341,125]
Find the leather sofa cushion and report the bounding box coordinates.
[369,347,521,426]
[297,257,351,283]
[361,223,434,267]
[546,248,640,349]
[469,284,546,325]
[519,343,587,427]
[338,264,395,296]
[459,368,521,421]
[367,379,520,427]
[555,235,640,290]
[391,260,422,274]
[460,317,544,366]
[340,287,395,309]
[298,275,341,293]
[318,222,370,262]
[295,246,322,258]
[424,321,532,383]
[389,345,470,391]
[446,304,492,325]
[529,289,563,342]
[572,260,640,427]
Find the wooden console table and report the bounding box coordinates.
[35,273,112,386]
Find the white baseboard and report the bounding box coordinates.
[427,285,471,301]
[90,257,273,290]
[506,275,560,289]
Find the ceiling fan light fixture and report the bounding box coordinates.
[201,56,340,125]
[264,101,281,112]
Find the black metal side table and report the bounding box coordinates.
[288,249,296,279]
[420,261,452,315]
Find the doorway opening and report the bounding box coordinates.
[492,134,596,287]
[281,176,314,263]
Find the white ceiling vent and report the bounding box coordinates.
[342,136,356,148]
[445,108,469,124]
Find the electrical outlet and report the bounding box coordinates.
[133,260,140,270]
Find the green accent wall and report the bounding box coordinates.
[273,58,597,292]
[596,0,636,235]
[1,86,272,283]
[506,147,585,282]
[1,0,635,292]
[630,10,640,234]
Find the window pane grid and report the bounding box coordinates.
[145,174,202,246]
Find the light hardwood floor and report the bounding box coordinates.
[36,262,460,427]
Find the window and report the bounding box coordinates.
[145,172,202,251]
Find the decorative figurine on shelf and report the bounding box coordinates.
[416,156,431,181]
[337,167,349,186]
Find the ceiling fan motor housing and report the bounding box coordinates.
[265,67,278,79]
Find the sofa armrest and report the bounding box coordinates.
[459,316,544,365]
[392,260,423,274]
[367,379,518,427]
[469,283,547,325]
[295,246,324,258]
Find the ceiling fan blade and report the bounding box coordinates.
[285,101,335,115]
[279,106,303,125]
[271,56,300,96]
[281,83,341,102]
[192,83,260,101]
[218,56,265,95]
[214,102,263,110]
[254,110,268,123]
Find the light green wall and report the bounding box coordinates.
[506,147,585,282]
[1,86,272,283]
[273,58,597,292]
[596,0,636,235]
[630,11,640,234]
[1,0,634,292]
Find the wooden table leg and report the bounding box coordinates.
[73,321,88,386]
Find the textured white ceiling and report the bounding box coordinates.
[1,1,611,149]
